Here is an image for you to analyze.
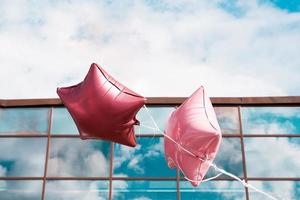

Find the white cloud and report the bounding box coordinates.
[0,0,299,99]
[0,138,46,176]
[111,180,128,199]
[113,143,141,171]
[242,107,300,134]
[46,180,108,200]
[246,138,300,178]
[248,181,297,200]
[47,139,109,177]
[145,137,164,157]
[214,107,239,134]
[0,165,7,177]
[127,155,144,174]
[134,197,151,200]
[247,120,296,134]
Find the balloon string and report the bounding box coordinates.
[142,105,279,200]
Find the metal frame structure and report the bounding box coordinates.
[0,96,300,200]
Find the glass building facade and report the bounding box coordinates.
[0,97,299,200]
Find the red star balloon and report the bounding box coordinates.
[164,86,222,186]
[57,63,146,147]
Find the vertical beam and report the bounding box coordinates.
[176,168,180,200]
[109,143,114,200]
[238,106,249,200]
[42,107,52,200]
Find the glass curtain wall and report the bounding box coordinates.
[0,104,299,200]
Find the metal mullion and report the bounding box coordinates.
[247,177,300,181]
[243,134,300,137]
[3,176,298,181]
[109,143,114,200]
[2,96,300,107]
[238,106,249,200]
[41,107,52,200]
[50,134,80,138]
[135,134,164,137]
[0,177,44,180]
[176,168,180,200]
[111,177,177,181]
[0,134,48,138]
[51,133,300,138]
[179,177,244,181]
[129,134,241,138]
[45,177,110,180]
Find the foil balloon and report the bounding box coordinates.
[57,63,146,147]
[164,86,222,186]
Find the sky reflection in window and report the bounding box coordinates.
[47,138,110,177]
[112,180,177,200]
[245,138,300,177]
[248,181,300,200]
[0,138,46,177]
[214,107,240,134]
[180,180,246,200]
[45,180,109,200]
[0,180,42,200]
[0,107,49,134]
[113,137,176,177]
[51,107,79,135]
[135,106,175,135]
[241,107,300,134]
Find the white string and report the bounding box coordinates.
[201,173,222,183]
[140,124,158,131]
[142,105,279,200]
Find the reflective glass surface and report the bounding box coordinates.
[180,180,246,200]
[208,138,243,178]
[51,107,79,135]
[214,107,240,134]
[113,137,176,177]
[135,106,175,135]
[244,138,300,177]
[0,138,47,177]
[45,180,109,200]
[241,107,300,134]
[0,180,42,200]
[0,107,49,134]
[248,181,300,200]
[47,138,110,177]
[112,180,177,200]
[1,104,299,200]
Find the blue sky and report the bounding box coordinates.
[0,0,300,98]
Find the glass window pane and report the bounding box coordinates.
[113,137,176,177]
[210,138,243,178]
[135,106,175,135]
[51,107,79,135]
[112,180,177,200]
[244,138,300,177]
[0,107,49,134]
[47,138,110,177]
[214,107,240,134]
[0,138,47,177]
[45,180,109,200]
[180,180,246,200]
[248,181,300,200]
[0,180,42,200]
[241,107,300,134]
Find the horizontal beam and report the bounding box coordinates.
[1,96,300,107]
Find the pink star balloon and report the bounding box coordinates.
[57,63,146,147]
[164,86,222,186]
